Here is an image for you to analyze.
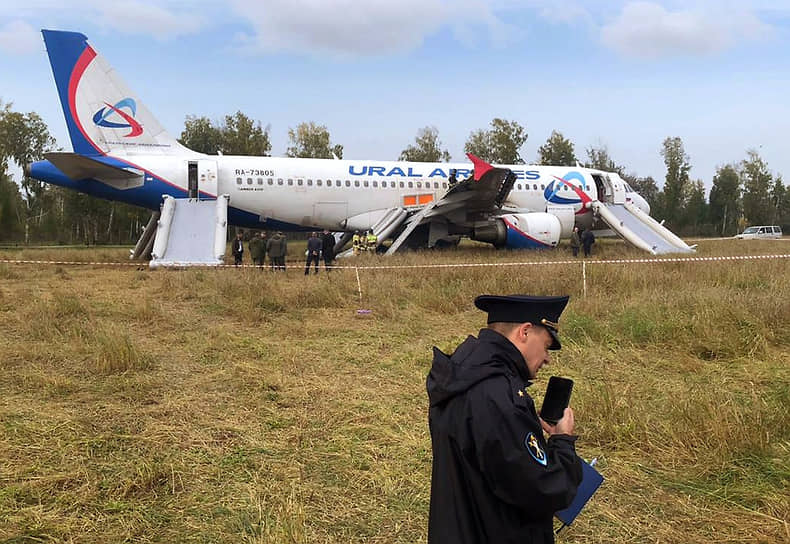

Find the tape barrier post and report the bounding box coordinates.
[582,260,587,299]
[355,266,363,303]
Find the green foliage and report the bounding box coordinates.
[178,115,223,154]
[0,100,57,219]
[584,144,622,173]
[398,126,450,162]
[464,118,527,164]
[741,149,773,225]
[0,169,24,240]
[286,121,343,159]
[222,111,271,156]
[709,164,741,236]
[683,179,708,229]
[660,136,691,227]
[537,130,577,166]
[627,175,660,207]
[771,177,790,228]
[179,111,271,156]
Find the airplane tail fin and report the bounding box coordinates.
[41,30,190,157]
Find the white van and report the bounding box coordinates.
[735,226,783,239]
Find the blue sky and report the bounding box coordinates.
[1,0,789,191]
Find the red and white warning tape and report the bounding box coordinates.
[1,254,789,269]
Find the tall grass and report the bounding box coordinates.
[0,239,788,542]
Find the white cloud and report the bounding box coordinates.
[93,1,206,39]
[601,1,773,58]
[0,20,40,55]
[228,0,510,57]
[229,0,447,56]
[0,1,207,45]
[537,2,594,26]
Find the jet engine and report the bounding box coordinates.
[471,213,561,249]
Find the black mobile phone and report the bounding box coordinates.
[539,376,574,425]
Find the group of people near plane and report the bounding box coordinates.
[351,230,379,255]
[569,226,596,257]
[230,230,338,273]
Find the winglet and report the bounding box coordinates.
[466,153,494,181]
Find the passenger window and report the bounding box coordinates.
[236,177,242,185]
[257,178,263,185]
[345,180,350,187]
[277,178,283,185]
[307,179,313,186]
[354,180,360,187]
[364,180,369,187]
[372,181,378,188]
[337,180,342,186]
[408,181,413,188]
[442,182,447,188]
[541,184,545,190]
[247,178,253,185]
[288,179,293,186]
[317,179,322,186]
[533,184,538,190]
[297,179,303,186]
[267,178,273,185]
[399,181,405,188]
[517,184,522,190]
[416,181,422,188]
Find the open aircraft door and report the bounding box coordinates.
[188,160,218,199]
[606,173,626,205]
[591,172,626,205]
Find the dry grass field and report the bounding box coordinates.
[1,238,788,543]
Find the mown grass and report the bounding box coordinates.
[0,238,788,543]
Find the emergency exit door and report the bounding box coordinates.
[187,160,218,199]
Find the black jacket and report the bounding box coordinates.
[427,329,583,543]
[321,233,336,259]
[581,230,595,247]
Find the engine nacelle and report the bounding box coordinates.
[472,213,561,249]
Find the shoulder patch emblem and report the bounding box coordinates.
[525,432,547,466]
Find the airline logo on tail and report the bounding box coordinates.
[92,98,143,137]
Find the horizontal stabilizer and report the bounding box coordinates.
[45,152,144,190]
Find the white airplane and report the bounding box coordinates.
[30,30,668,254]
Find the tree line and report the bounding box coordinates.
[1,101,787,244]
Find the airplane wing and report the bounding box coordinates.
[413,153,515,223]
[44,152,144,190]
[385,154,515,253]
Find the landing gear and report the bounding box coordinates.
[129,211,160,261]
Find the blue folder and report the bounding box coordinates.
[555,460,604,526]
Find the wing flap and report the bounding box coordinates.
[45,152,144,190]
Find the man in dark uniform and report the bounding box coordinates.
[581,228,595,257]
[305,232,322,275]
[321,229,336,271]
[231,232,244,266]
[427,295,583,543]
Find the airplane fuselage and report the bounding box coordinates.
[32,153,644,233]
